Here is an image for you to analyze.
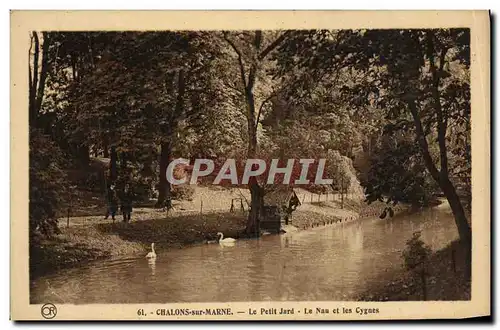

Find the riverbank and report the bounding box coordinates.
[290,200,408,230]
[30,197,407,280]
[357,239,471,301]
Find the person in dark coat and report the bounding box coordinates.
[120,183,134,223]
[104,184,118,221]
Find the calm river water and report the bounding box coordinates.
[31,203,458,303]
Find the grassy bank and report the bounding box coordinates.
[30,198,407,280]
[291,199,408,230]
[357,240,471,301]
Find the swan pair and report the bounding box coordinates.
[146,232,235,257]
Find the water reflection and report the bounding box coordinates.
[31,206,459,303]
[148,258,156,276]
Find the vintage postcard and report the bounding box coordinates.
[11,10,490,320]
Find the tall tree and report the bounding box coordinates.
[222,30,290,236]
[361,30,471,278]
[29,31,52,126]
[277,28,472,277]
[29,31,71,240]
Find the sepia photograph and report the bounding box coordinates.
[10,10,490,320]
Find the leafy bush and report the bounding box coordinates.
[402,231,432,300]
[402,231,432,271]
[362,132,439,207]
[129,178,154,202]
[171,184,195,201]
[29,129,68,240]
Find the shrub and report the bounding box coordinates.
[29,129,68,240]
[171,184,195,201]
[402,231,432,271]
[402,231,432,299]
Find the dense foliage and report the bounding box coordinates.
[29,29,471,254]
[29,129,67,240]
[362,131,440,207]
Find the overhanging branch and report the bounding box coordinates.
[223,32,248,90]
[407,97,441,182]
[258,30,291,61]
[255,93,275,130]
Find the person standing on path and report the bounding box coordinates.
[104,184,118,221]
[120,182,134,223]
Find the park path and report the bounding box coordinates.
[62,186,360,227]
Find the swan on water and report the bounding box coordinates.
[146,243,157,259]
[217,232,236,244]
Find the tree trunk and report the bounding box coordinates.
[420,268,427,300]
[407,97,471,280]
[29,32,40,125]
[246,182,263,236]
[422,32,471,280]
[35,33,51,115]
[120,151,129,185]
[121,151,128,170]
[156,143,172,210]
[109,146,118,184]
[245,150,263,236]
[440,177,472,280]
[103,137,109,158]
[155,70,186,209]
[29,32,51,128]
[245,87,262,237]
[223,31,289,236]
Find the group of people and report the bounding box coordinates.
[104,182,134,222]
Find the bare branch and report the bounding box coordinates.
[223,81,244,96]
[255,93,275,130]
[423,115,436,136]
[223,32,248,89]
[258,30,291,61]
[237,188,250,207]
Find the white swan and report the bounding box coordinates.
[217,232,236,244]
[145,243,157,259]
